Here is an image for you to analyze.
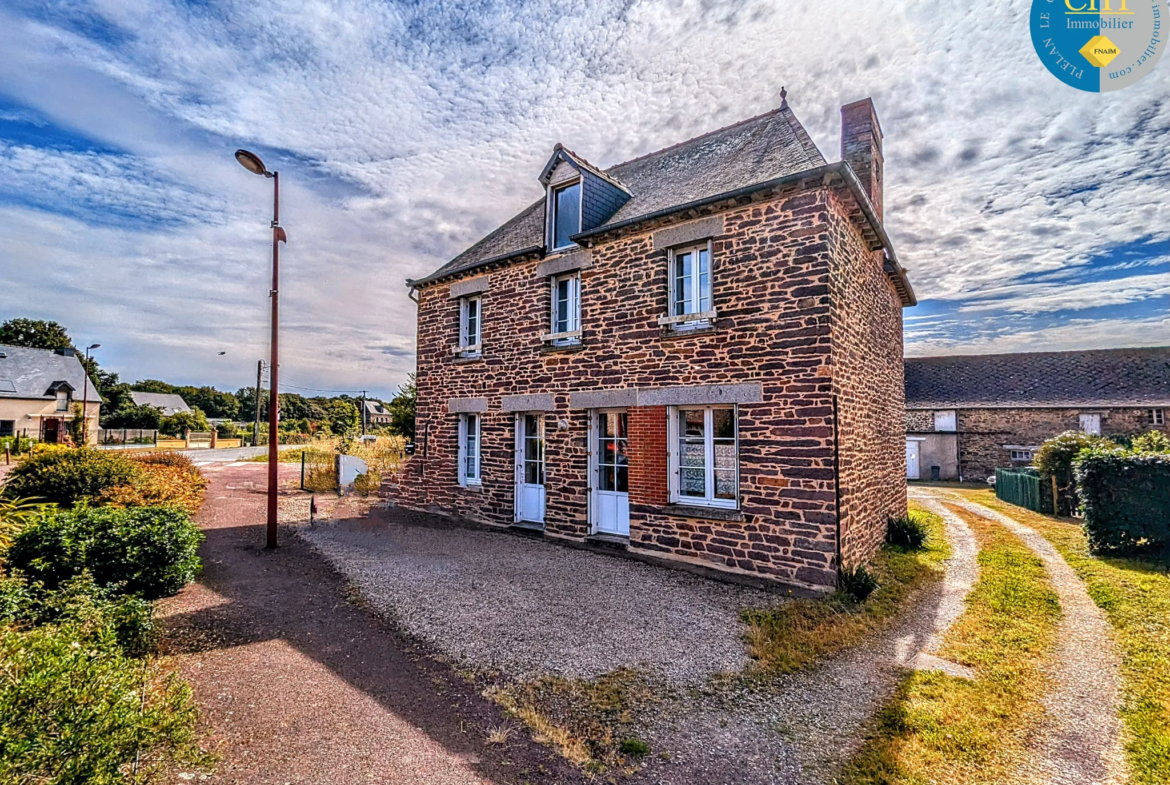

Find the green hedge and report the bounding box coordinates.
[1,448,138,507]
[7,506,203,601]
[1075,449,1170,554]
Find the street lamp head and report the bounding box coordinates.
[235,149,269,176]
[87,344,100,350]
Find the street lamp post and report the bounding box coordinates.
[235,149,287,549]
[81,343,100,446]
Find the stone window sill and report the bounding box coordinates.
[452,354,484,365]
[458,482,483,493]
[659,324,719,341]
[658,311,717,327]
[584,532,630,548]
[539,341,585,354]
[661,503,744,523]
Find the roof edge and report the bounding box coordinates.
[408,245,545,289]
[907,402,1170,410]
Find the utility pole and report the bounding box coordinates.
[253,359,264,447]
[360,390,367,436]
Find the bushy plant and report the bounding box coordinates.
[159,408,210,437]
[1034,430,1115,516]
[0,497,48,552]
[1,448,138,507]
[1131,430,1170,454]
[838,564,880,603]
[0,616,204,783]
[8,505,203,600]
[129,451,196,470]
[886,512,929,549]
[1075,448,1170,554]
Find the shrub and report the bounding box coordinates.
[1075,449,1170,554]
[129,451,195,470]
[838,564,880,603]
[0,618,205,782]
[1,448,138,507]
[1131,430,1170,454]
[619,737,650,757]
[97,463,208,514]
[8,505,203,600]
[1034,430,1115,516]
[159,408,210,437]
[0,497,47,553]
[886,512,929,549]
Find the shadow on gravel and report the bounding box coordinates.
[161,519,590,785]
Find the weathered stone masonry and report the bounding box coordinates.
[388,100,911,593]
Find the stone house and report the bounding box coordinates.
[0,345,102,445]
[364,400,393,427]
[128,391,191,417]
[389,95,916,594]
[905,347,1170,482]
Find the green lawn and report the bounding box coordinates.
[957,489,1170,785]
[841,502,1061,785]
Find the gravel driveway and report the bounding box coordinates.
[296,510,785,685]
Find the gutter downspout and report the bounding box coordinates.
[832,394,843,578]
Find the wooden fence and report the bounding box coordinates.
[995,468,1043,513]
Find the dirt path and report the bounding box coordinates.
[639,494,980,785]
[157,463,587,785]
[916,488,1128,785]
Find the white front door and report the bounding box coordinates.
[515,413,546,525]
[592,410,630,536]
[906,440,921,480]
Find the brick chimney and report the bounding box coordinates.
[841,98,884,221]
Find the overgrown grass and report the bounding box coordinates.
[741,505,950,675]
[957,488,1170,784]
[244,448,309,463]
[483,668,656,774]
[840,503,1061,785]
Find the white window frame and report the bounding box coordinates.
[1149,409,1165,426]
[1010,450,1033,462]
[456,295,481,356]
[544,272,581,345]
[661,241,715,329]
[457,413,481,486]
[55,390,69,412]
[933,410,957,432]
[548,179,582,252]
[667,405,739,509]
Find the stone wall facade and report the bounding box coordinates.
[387,175,907,594]
[905,406,1169,480]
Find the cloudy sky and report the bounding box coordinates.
[1,0,1167,399]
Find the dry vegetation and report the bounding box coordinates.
[741,505,951,675]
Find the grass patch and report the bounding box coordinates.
[956,488,1170,784]
[840,503,1061,785]
[741,505,950,675]
[244,448,308,463]
[483,668,656,773]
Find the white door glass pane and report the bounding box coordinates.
[524,414,544,485]
[698,248,711,312]
[674,253,693,315]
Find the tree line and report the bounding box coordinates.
[0,317,416,439]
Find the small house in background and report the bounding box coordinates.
[129,392,191,417]
[364,400,393,427]
[0,344,102,444]
[905,347,1170,482]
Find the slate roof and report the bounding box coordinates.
[129,392,191,416]
[364,400,389,416]
[413,102,827,287]
[0,345,102,402]
[905,347,1170,408]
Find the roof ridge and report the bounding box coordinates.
[605,104,791,173]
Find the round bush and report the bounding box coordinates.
[8,506,203,600]
[1,448,138,507]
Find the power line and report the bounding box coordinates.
[278,381,368,395]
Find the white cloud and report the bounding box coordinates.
[0,0,1167,395]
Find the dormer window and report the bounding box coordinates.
[551,181,581,250]
[56,390,69,411]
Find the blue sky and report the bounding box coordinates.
[0,0,1167,398]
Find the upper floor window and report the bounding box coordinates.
[549,273,581,342]
[56,390,69,412]
[457,413,481,486]
[551,181,581,250]
[665,242,713,328]
[934,410,957,432]
[1148,409,1165,426]
[669,406,738,509]
[458,295,481,355]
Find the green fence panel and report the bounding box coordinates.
[995,468,1043,512]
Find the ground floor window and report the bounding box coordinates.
[1149,409,1165,426]
[1010,450,1034,462]
[669,406,738,508]
[457,413,481,486]
[0,420,13,438]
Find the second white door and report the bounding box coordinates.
[516,413,546,525]
[593,410,630,536]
